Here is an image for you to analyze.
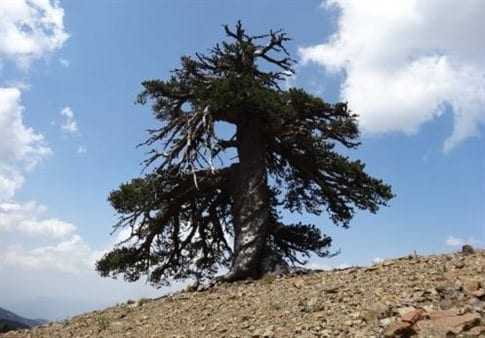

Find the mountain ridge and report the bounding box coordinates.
[0,307,46,334]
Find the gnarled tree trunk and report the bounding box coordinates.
[223,118,288,281]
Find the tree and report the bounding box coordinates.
[96,22,393,285]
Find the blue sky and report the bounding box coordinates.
[0,0,484,320]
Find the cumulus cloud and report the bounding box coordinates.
[0,166,24,201]
[60,106,79,134]
[0,0,69,69]
[0,27,80,276]
[300,0,485,151]
[0,87,89,283]
[0,87,51,204]
[0,235,94,274]
[0,201,75,238]
[0,87,51,171]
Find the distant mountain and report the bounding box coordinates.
[8,297,102,321]
[0,307,47,333]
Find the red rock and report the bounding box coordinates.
[400,308,426,324]
[416,312,481,335]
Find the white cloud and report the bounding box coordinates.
[0,87,51,172]
[0,166,24,201]
[0,201,75,238]
[0,87,51,203]
[60,106,78,134]
[0,0,69,69]
[1,235,93,274]
[300,0,485,151]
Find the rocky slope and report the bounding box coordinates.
[3,247,485,337]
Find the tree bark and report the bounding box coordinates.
[220,117,289,282]
[219,117,269,281]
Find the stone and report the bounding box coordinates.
[344,267,359,274]
[427,308,459,320]
[400,308,426,324]
[379,317,394,327]
[439,298,454,310]
[135,298,150,307]
[362,302,390,322]
[383,321,415,337]
[468,325,485,336]
[293,278,305,289]
[343,320,353,326]
[416,312,481,336]
[323,285,339,294]
[455,261,466,269]
[422,305,435,313]
[185,282,198,292]
[455,279,465,290]
[472,289,485,299]
[464,279,482,294]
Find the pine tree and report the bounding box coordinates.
[96,22,393,285]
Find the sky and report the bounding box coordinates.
[0,0,484,321]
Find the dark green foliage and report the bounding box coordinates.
[96,22,393,285]
[0,319,29,333]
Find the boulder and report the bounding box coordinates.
[463,279,482,294]
[401,308,426,324]
[416,311,481,336]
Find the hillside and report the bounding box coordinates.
[0,320,28,335]
[2,248,485,337]
[0,307,46,334]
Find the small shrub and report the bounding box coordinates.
[95,315,110,331]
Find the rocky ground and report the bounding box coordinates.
[3,247,485,337]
